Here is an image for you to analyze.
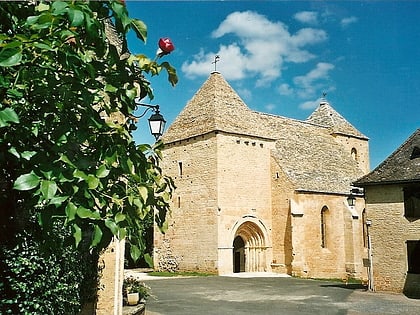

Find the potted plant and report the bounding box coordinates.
[123,276,152,306]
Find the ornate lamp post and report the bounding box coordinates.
[129,99,166,140]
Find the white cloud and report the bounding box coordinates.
[294,11,318,25]
[278,83,294,96]
[341,16,358,27]
[293,62,334,98]
[237,87,252,100]
[299,99,320,110]
[182,11,328,86]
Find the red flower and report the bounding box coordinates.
[158,37,175,54]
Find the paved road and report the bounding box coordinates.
[138,273,420,315]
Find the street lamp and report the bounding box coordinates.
[129,100,166,140]
[347,193,356,207]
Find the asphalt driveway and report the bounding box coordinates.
[138,273,420,315]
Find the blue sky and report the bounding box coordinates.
[126,1,419,169]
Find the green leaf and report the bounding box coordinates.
[65,202,77,221]
[91,225,103,247]
[130,244,141,262]
[40,180,57,200]
[161,62,178,87]
[105,218,118,235]
[68,8,84,27]
[33,42,55,51]
[14,173,40,191]
[73,223,82,247]
[115,212,126,223]
[59,154,76,168]
[87,174,99,189]
[105,84,118,93]
[77,206,100,220]
[144,253,154,268]
[111,2,131,30]
[96,165,110,178]
[0,108,20,127]
[138,186,149,202]
[36,3,50,12]
[51,1,68,16]
[48,196,68,206]
[8,147,19,158]
[131,19,147,43]
[118,227,126,239]
[21,151,37,161]
[74,169,88,180]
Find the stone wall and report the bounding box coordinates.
[156,133,219,273]
[96,238,125,315]
[332,134,370,174]
[289,192,366,279]
[364,184,420,293]
[215,133,275,274]
[270,157,295,274]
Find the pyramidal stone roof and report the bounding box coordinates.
[164,72,367,194]
[163,72,251,142]
[306,100,368,139]
[355,128,420,186]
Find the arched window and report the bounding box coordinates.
[351,148,358,161]
[321,206,329,248]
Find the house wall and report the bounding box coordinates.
[289,193,366,279]
[332,134,370,173]
[270,158,295,274]
[215,133,275,274]
[156,133,219,273]
[364,184,420,293]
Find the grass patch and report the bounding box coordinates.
[148,271,215,277]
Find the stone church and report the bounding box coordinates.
[154,71,370,280]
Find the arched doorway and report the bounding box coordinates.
[233,236,245,273]
[233,221,268,273]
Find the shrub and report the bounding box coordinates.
[0,222,99,315]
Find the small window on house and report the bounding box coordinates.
[410,146,420,160]
[178,161,183,177]
[407,240,420,274]
[351,148,358,161]
[404,185,420,218]
[321,206,329,248]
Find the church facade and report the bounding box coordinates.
[154,72,370,279]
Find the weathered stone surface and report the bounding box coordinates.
[156,72,369,280]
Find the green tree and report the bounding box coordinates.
[0,0,176,262]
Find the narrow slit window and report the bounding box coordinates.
[178,161,183,177]
[321,206,329,248]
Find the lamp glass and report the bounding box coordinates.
[148,112,166,139]
[347,195,356,207]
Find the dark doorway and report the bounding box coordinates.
[233,236,245,273]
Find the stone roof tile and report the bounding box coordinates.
[355,128,420,186]
[306,100,368,139]
[164,72,366,194]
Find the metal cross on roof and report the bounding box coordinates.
[212,55,220,72]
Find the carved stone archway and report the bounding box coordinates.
[233,220,268,273]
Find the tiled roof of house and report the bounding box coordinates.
[355,128,420,186]
[306,100,368,139]
[164,72,366,194]
[163,71,251,141]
